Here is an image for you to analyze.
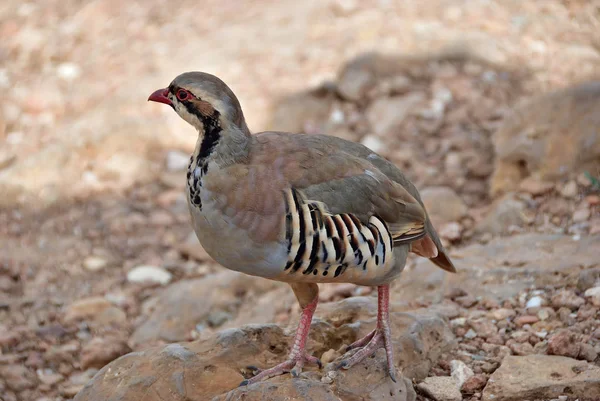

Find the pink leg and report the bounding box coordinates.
[240,295,321,386]
[336,285,396,382]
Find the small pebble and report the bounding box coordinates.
[83,256,108,272]
[320,349,337,365]
[126,265,172,285]
[584,286,600,306]
[360,135,385,153]
[514,315,539,326]
[451,317,467,327]
[525,296,543,309]
[489,308,516,320]
[559,180,578,198]
[537,308,552,321]
[57,62,81,81]
[464,329,477,339]
[572,208,590,222]
[450,359,474,387]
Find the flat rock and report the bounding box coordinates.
[63,297,126,326]
[81,337,131,369]
[482,355,600,401]
[420,186,468,225]
[128,271,284,348]
[75,299,453,401]
[397,233,600,303]
[474,193,527,235]
[366,92,426,136]
[491,81,600,196]
[416,376,461,401]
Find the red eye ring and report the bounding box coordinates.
[176,89,190,101]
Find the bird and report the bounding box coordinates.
[148,71,456,386]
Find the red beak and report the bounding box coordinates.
[148,88,172,106]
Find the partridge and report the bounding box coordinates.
[148,72,456,385]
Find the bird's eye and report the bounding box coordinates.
[177,89,190,101]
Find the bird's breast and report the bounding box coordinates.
[186,176,289,279]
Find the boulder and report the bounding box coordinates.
[75,299,454,401]
[482,355,600,401]
[491,81,600,196]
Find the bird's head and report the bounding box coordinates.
[148,72,246,133]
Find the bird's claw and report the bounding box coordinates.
[239,352,321,386]
[336,327,397,382]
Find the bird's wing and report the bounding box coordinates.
[303,134,456,273]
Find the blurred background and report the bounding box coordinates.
[0,1,599,400]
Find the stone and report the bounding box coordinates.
[514,315,539,326]
[63,297,126,325]
[537,307,554,321]
[489,308,516,321]
[450,360,473,387]
[360,134,385,153]
[578,343,598,362]
[366,92,426,136]
[36,369,64,386]
[482,355,600,401]
[128,271,283,347]
[573,207,591,223]
[320,349,337,365]
[577,267,600,291]
[469,319,497,338]
[83,256,108,272]
[474,193,526,235]
[81,337,131,369]
[68,369,99,387]
[464,329,477,339]
[584,286,600,306]
[76,304,452,401]
[416,376,461,401]
[509,341,533,355]
[551,290,585,310]
[0,364,37,391]
[438,222,462,241]
[336,54,376,101]
[490,81,600,196]
[399,234,600,304]
[215,380,341,401]
[420,186,467,225]
[126,265,172,285]
[547,330,580,358]
[461,374,487,394]
[518,177,554,195]
[559,180,578,198]
[56,62,82,81]
[525,295,544,309]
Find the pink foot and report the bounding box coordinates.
[240,295,321,386]
[239,352,322,386]
[336,285,397,382]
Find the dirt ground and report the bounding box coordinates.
[1,1,599,401]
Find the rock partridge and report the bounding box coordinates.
[148,72,456,385]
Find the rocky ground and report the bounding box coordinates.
[1,1,600,401]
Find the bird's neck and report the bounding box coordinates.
[191,114,251,172]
